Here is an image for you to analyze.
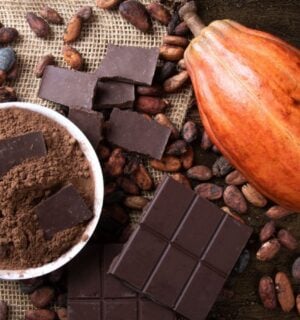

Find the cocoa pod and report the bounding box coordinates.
[135,96,170,115]
[200,131,213,150]
[40,5,64,24]
[26,12,50,38]
[258,276,277,310]
[63,15,82,43]
[146,2,171,26]
[242,183,268,208]
[225,170,247,186]
[297,294,300,315]
[57,308,67,320]
[256,239,281,261]
[178,59,186,70]
[0,27,18,44]
[163,35,189,48]
[182,120,197,143]
[155,61,177,83]
[124,196,149,210]
[212,156,233,177]
[62,45,83,70]
[194,183,223,200]
[275,272,295,312]
[292,257,300,281]
[117,176,140,195]
[25,309,57,320]
[119,0,152,33]
[163,70,189,93]
[136,84,163,97]
[180,146,194,170]
[6,62,18,81]
[29,286,55,308]
[0,86,17,102]
[35,54,55,78]
[150,155,181,172]
[174,21,190,36]
[221,206,245,224]
[166,139,187,156]
[265,206,292,220]
[131,164,153,191]
[105,148,126,177]
[154,113,179,140]
[76,6,93,21]
[167,12,180,35]
[187,165,212,181]
[223,185,248,214]
[0,47,16,72]
[259,221,276,243]
[0,301,8,320]
[159,45,184,61]
[171,173,191,189]
[277,229,298,251]
[97,144,111,161]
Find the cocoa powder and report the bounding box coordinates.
[0,107,94,269]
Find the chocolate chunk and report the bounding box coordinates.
[95,44,159,85]
[0,131,47,177]
[38,66,98,109]
[108,176,252,320]
[68,244,176,320]
[68,108,103,148]
[107,109,171,159]
[93,81,135,110]
[35,184,93,239]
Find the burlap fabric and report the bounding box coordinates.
[0,1,193,318]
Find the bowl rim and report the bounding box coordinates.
[0,102,104,280]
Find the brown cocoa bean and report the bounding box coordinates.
[297,294,300,315]
[187,165,212,181]
[6,62,18,81]
[163,70,189,93]
[182,120,197,143]
[150,156,181,172]
[174,21,190,36]
[180,146,194,170]
[259,221,276,243]
[131,164,153,191]
[35,54,55,78]
[194,183,223,200]
[136,84,163,97]
[242,183,268,208]
[57,308,67,320]
[119,0,152,33]
[277,229,298,251]
[212,156,233,177]
[292,257,300,281]
[256,239,281,261]
[146,2,171,26]
[177,58,186,70]
[40,5,64,24]
[171,173,191,189]
[0,47,16,72]
[0,27,18,44]
[163,35,189,48]
[223,185,247,214]
[97,144,111,161]
[200,131,213,150]
[154,113,179,140]
[105,148,126,177]
[258,276,277,310]
[0,301,8,320]
[25,309,57,320]
[26,12,50,38]
[265,206,292,219]
[275,272,295,312]
[159,45,184,61]
[104,182,117,196]
[135,96,170,115]
[0,86,17,102]
[76,6,93,21]
[167,12,180,35]
[30,286,55,308]
[166,139,187,156]
[62,45,83,70]
[124,196,149,210]
[124,158,140,176]
[117,176,140,195]
[155,61,177,83]
[225,170,247,186]
[96,0,121,9]
[221,206,245,224]
[64,15,82,43]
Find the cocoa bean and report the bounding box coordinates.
[19,278,44,294]
[26,12,50,38]
[0,301,8,320]
[0,47,16,72]
[194,183,223,200]
[154,113,179,140]
[174,21,190,36]
[225,170,247,186]
[117,176,140,195]
[200,131,213,150]
[167,12,180,35]
[223,185,247,214]
[275,272,295,312]
[0,27,18,44]
[146,2,171,26]
[256,239,281,261]
[292,257,300,281]
[187,165,212,181]
[57,308,67,320]
[76,6,93,21]
[155,61,177,83]
[0,86,17,102]
[171,173,191,189]
[136,84,163,97]
[30,286,55,308]
[119,0,152,33]
[163,70,189,93]
[105,182,117,196]
[62,45,83,70]
[166,139,187,156]
[35,54,55,78]
[124,196,149,210]
[25,309,57,320]
[63,15,82,43]
[6,62,18,81]
[259,221,276,243]
[277,229,298,251]
[265,206,292,219]
[150,155,181,172]
[97,144,111,161]
[182,120,197,143]
[221,206,245,224]
[163,35,189,48]
[258,276,277,310]
[124,158,140,176]
[135,96,170,115]
[131,164,153,191]
[159,45,184,61]
[297,294,300,315]
[212,156,233,177]
[40,5,64,24]
[104,190,125,205]
[96,0,121,9]
[105,148,126,177]
[177,58,186,70]
[241,183,268,208]
[180,146,194,170]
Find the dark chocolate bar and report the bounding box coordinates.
[95,44,159,86]
[68,244,176,320]
[35,184,93,239]
[38,66,98,109]
[0,131,47,177]
[109,176,252,320]
[107,109,171,159]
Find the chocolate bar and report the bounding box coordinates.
[35,184,93,239]
[107,109,171,159]
[0,131,47,177]
[109,176,252,320]
[38,66,98,109]
[68,244,176,320]
[68,108,103,148]
[95,44,159,86]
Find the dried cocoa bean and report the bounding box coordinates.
[167,12,180,35]
[258,276,277,310]
[146,2,171,25]
[6,62,18,81]
[131,164,153,191]
[117,176,140,195]
[135,96,170,115]
[40,5,64,24]
[63,15,82,43]
[223,185,247,214]
[221,206,245,224]
[200,131,213,150]
[0,27,18,44]
[105,148,126,177]
[30,286,55,308]
[163,70,189,93]
[187,165,212,181]
[136,84,163,97]
[119,0,152,33]
[180,146,194,170]
[97,144,111,161]
[25,309,57,320]
[225,170,247,186]
[194,183,223,200]
[19,278,44,294]
[57,308,67,320]
[62,45,83,70]
[154,113,179,140]
[0,86,17,102]
[155,61,177,83]
[265,206,292,220]
[275,272,295,312]
[105,182,117,196]
[174,21,190,36]
[104,190,125,205]
[163,35,189,48]
[96,0,121,9]
[76,6,93,21]
[0,47,16,72]
[171,173,191,189]
[26,12,50,38]
[159,45,184,61]
[124,196,149,210]
[297,294,300,315]
[277,229,298,251]
[166,139,187,156]
[35,54,55,78]
[182,120,197,143]
[256,239,281,261]
[177,58,186,70]
[242,183,268,208]
[292,257,300,281]
[0,301,7,320]
[212,156,233,177]
[150,155,181,172]
[259,221,276,243]
[124,158,140,176]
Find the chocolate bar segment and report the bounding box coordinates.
[107,109,171,159]
[38,66,98,109]
[0,131,47,177]
[108,176,252,320]
[35,184,93,239]
[95,44,159,86]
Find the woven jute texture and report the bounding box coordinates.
[0,1,193,319]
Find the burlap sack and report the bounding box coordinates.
[0,1,193,318]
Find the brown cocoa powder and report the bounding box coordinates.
[0,107,94,269]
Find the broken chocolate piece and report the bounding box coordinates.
[0,131,47,177]
[38,66,98,109]
[95,44,159,86]
[107,109,171,160]
[35,184,93,239]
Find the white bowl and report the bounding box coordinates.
[0,102,104,280]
